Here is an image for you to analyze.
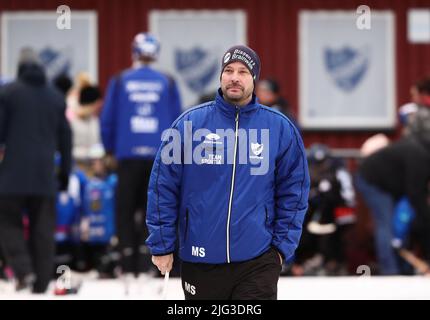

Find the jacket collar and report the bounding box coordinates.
[215,88,260,118]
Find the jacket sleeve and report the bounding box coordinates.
[100,77,119,154]
[145,119,184,256]
[57,103,72,191]
[272,122,310,260]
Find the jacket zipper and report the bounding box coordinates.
[226,108,240,263]
[264,205,272,235]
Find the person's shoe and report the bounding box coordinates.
[15,273,35,292]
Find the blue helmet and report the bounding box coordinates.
[132,32,160,61]
[308,143,331,163]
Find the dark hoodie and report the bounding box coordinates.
[0,62,72,196]
[359,133,430,211]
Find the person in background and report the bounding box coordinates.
[256,78,298,128]
[70,85,102,168]
[406,77,430,139]
[291,144,356,276]
[66,72,93,121]
[101,32,182,280]
[398,78,430,136]
[0,48,72,293]
[355,110,430,275]
[79,144,118,278]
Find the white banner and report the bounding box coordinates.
[149,10,246,109]
[1,11,98,82]
[299,11,396,129]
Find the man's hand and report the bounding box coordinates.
[152,254,174,275]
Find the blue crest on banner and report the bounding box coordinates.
[324,47,369,92]
[175,47,218,93]
[39,47,71,79]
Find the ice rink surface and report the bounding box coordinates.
[1,274,430,300]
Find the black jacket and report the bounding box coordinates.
[0,63,72,196]
[359,136,430,221]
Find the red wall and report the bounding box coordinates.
[1,0,430,148]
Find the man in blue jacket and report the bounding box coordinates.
[101,33,182,277]
[146,45,309,299]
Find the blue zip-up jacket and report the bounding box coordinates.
[146,89,310,264]
[101,66,182,160]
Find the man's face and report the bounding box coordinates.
[221,62,254,106]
